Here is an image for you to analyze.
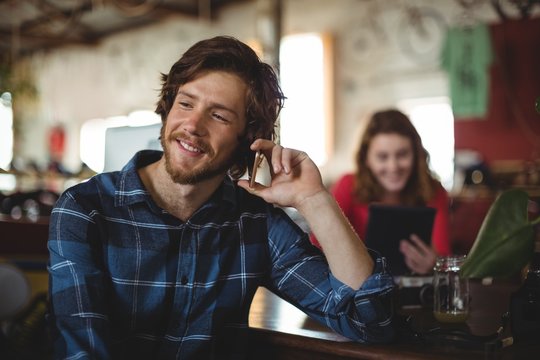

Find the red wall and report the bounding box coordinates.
[453,18,540,164]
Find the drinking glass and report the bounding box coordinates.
[433,255,469,323]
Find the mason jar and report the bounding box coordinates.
[433,255,469,323]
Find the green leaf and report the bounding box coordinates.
[460,189,538,279]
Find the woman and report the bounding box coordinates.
[312,109,451,275]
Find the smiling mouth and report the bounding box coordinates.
[383,174,406,183]
[179,139,204,154]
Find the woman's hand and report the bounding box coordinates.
[399,234,437,275]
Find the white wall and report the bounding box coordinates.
[16,0,504,180]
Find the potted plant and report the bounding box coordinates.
[460,188,540,279]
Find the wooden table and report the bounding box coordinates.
[248,280,539,359]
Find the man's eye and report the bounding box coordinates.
[213,113,229,123]
[179,101,192,109]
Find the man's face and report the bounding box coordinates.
[160,70,248,184]
[366,133,414,195]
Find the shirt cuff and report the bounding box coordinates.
[329,253,395,303]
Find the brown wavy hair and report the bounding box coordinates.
[155,36,285,179]
[353,109,439,205]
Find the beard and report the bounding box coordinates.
[160,125,239,185]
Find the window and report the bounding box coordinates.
[0,92,13,170]
[279,33,333,166]
[397,97,455,191]
[0,92,15,191]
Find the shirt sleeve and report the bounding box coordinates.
[266,206,395,344]
[430,185,451,256]
[330,174,355,218]
[47,189,111,359]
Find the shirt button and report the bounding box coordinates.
[181,276,188,285]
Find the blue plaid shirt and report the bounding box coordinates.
[48,150,395,359]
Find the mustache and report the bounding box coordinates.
[168,131,213,155]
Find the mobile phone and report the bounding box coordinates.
[249,151,265,188]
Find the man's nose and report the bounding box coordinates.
[183,110,208,136]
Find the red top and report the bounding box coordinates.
[311,174,451,256]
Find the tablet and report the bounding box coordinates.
[365,204,436,276]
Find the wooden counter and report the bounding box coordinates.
[248,281,539,359]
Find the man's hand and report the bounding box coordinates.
[238,139,374,289]
[237,139,326,209]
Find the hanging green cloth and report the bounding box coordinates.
[441,24,493,118]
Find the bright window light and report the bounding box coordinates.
[279,33,332,166]
[0,93,13,170]
[398,97,455,191]
[80,110,160,173]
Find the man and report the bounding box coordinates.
[48,36,395,359]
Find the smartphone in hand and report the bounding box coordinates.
[249,151,265,188]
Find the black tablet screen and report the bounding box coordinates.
[365,204,436,276]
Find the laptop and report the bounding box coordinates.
[365,204,436,276]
